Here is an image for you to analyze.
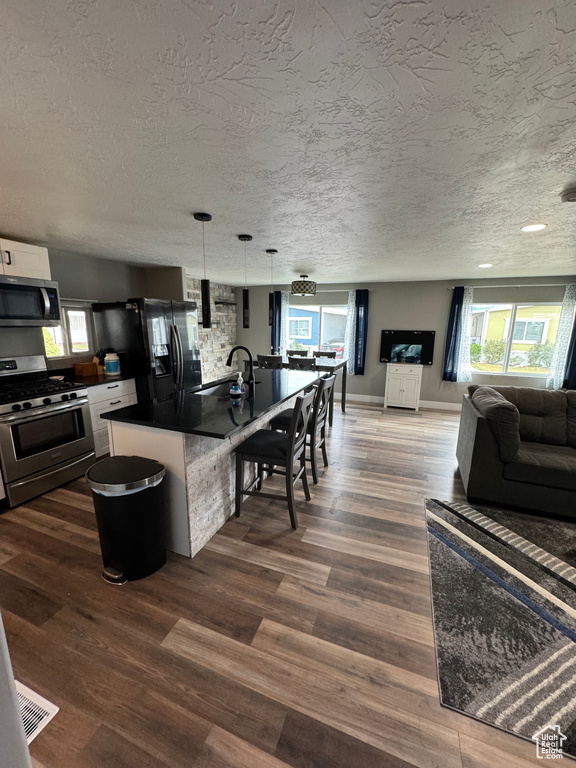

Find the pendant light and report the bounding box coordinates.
[291,274,317,296]
[238,234,252,329]
[194,212,212,328]
[266,249,277,326]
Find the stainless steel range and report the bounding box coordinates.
[0,356,95,507]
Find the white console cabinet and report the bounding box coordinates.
[0,238,51,280]
[384,364,423,411]
[87,379,137,457]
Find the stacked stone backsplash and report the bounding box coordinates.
[186,275,237,383]
[184,393,298,556]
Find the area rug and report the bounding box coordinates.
[425,499,576,760]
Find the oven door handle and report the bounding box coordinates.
[0,399,88,425]
[40,287,51,318]
[9,452,96,489]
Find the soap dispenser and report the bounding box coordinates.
[236,372,246,395]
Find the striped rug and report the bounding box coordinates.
[426,499,576,760]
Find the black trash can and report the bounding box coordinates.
[86,456,167,585]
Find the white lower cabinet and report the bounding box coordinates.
[87,379,137,457]
[384,364,423,411]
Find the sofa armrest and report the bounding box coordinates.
[470,386,520,462]
[457,395,507,497]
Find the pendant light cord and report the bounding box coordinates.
[244,240,247,288]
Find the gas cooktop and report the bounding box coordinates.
[0,355,87,416]
[0,377,83,403]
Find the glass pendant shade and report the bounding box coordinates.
[291,275,317,296]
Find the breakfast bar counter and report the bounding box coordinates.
[102,369,319,558]
[102,368,319,439]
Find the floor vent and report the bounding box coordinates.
[15,681,59,744]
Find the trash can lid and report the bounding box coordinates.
[86,455,166,493]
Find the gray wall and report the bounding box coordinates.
[49,250,146,302]
[236,276,576,405]
[0,251,148,361]
[0,328,45,358]
[144,267,186,301]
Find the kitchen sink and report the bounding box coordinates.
[195,380,260,397]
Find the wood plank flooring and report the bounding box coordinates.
[0,405,544,767]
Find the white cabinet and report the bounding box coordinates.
[384,364,423,411]
[0,239,51,280]
[87,379,137,457]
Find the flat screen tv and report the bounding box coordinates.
[380,330,435,365]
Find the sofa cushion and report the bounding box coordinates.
[567,391,576,449]
[471,387,520,462]
[502,441,576,492]
[469,385,567,446]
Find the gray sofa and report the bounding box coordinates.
[456,385,576,518]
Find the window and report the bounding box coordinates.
[43,303,95,359]
[470,303,563,375]
[289,317,312,339]
[288,305,348,357]
[512,320,546,343]
[319,307,347,357]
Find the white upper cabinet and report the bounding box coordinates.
[0,239,51,280]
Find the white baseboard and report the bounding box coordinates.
[419,400,462,412]
[335,394,462,412]
[334,394,383,405]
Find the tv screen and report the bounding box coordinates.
[380,330,435,365]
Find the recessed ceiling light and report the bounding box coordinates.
[521,223,547,232]
[478,263,493,268]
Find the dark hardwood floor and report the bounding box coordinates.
[0,405,541,767]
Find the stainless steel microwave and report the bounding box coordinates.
[0,275,61,326]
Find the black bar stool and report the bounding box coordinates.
[270,374,336,484]
[234,389,315,528]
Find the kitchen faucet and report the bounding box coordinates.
[226,346,255,397]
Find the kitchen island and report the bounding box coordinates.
[102,368,319,557]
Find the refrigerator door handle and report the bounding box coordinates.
[170,324,180,384]
[175,325,184,385]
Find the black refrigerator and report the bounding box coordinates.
[93,299,202,402]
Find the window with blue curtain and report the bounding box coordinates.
[443,286,464,382]
[564,321,576,389]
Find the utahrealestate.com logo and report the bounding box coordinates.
[533,725,567,760]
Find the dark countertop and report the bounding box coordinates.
[53,367,135,388]
[100,368,320,439]
[74,374,134,388]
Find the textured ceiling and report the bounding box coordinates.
[1,0,576,286]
